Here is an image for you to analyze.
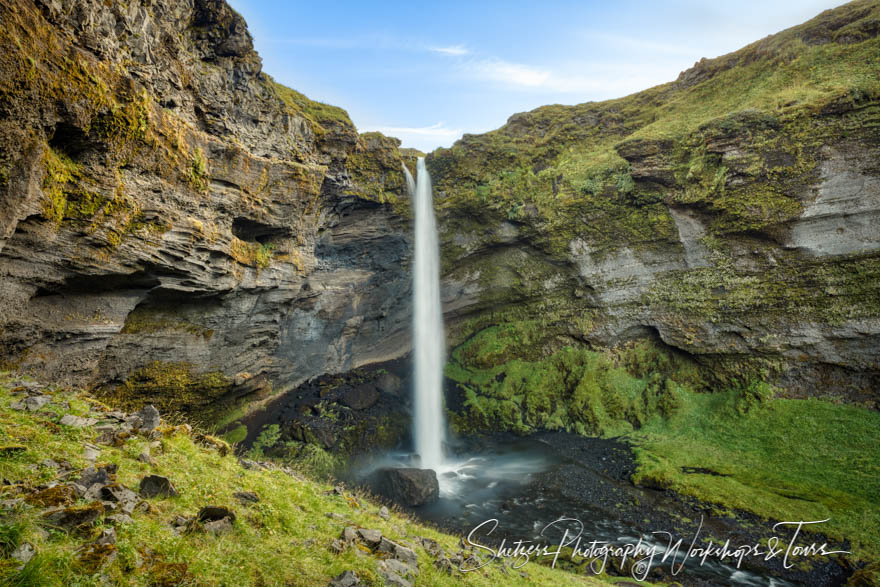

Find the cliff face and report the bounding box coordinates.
[0,0,414,420]
[429,0,880,409]
[1,0,878,427]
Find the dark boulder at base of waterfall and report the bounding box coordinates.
[371,468,439,507]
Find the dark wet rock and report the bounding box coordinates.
[376,372,402,395]
[328,570,361,586]
[197,505,236,523]
[233,491,259,505]
[42,502,104,532]
[340,383,379,410]
[372,468,439,507]
[100,484,140,514]
[139,475,178,498]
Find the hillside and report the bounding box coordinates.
[0,374,611,586]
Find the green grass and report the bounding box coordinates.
[446,327,880,563]
[0,374,608,586]
[630,392,880,560]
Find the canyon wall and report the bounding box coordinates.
[0,0,877,423]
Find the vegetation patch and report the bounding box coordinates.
[446,327,880,561]
[0,375,600,586]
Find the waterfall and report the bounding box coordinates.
[405,158,446,470]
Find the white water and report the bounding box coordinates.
[406,158,446,471]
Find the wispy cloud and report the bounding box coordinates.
[364,122,461,138]
[467,58,550,87]
[359,122,463,151]
[459,55,682,98]
[430,44,470,56]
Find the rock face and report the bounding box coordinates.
[0,0,416,420]
[372,468,439,507]
[428,3,880,406]
[0,0,877,437]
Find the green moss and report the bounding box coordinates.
[101,361,232,423]
[120,307,214,338]
[222,424,247,445]
[229,239,274,270]
[344,131,409,210]
[430,3,880,257]
[646,251,880,326]
[272,80,352,134]
[446,328,700,437]
[41,147,80,225]
[186,147,209,192]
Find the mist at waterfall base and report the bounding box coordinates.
[347,160,790,586]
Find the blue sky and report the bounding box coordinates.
[228,0,848,151]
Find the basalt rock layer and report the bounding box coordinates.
[1,0,879,429]
[0,0,415,420]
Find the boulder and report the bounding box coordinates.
[233,491,259,505]
[197,505,236,523]
[42,502,104,531]
[372,468,439,507]
[23,395,51,411]
[329,571,361,587]
[133,405,161,432]
[340,383,379,410]
[376,372,402,395]
[139,475,179,498]
[59,414,98,428]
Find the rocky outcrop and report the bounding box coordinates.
[429,2,880,403]
[0,0,416,421]
[1,0,878,434]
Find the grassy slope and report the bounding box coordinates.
[430,0,880,253]
[0,375,611,586]
[445,328,880,561]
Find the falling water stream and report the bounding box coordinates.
[406,158,446,471]
[367,161,799,585]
